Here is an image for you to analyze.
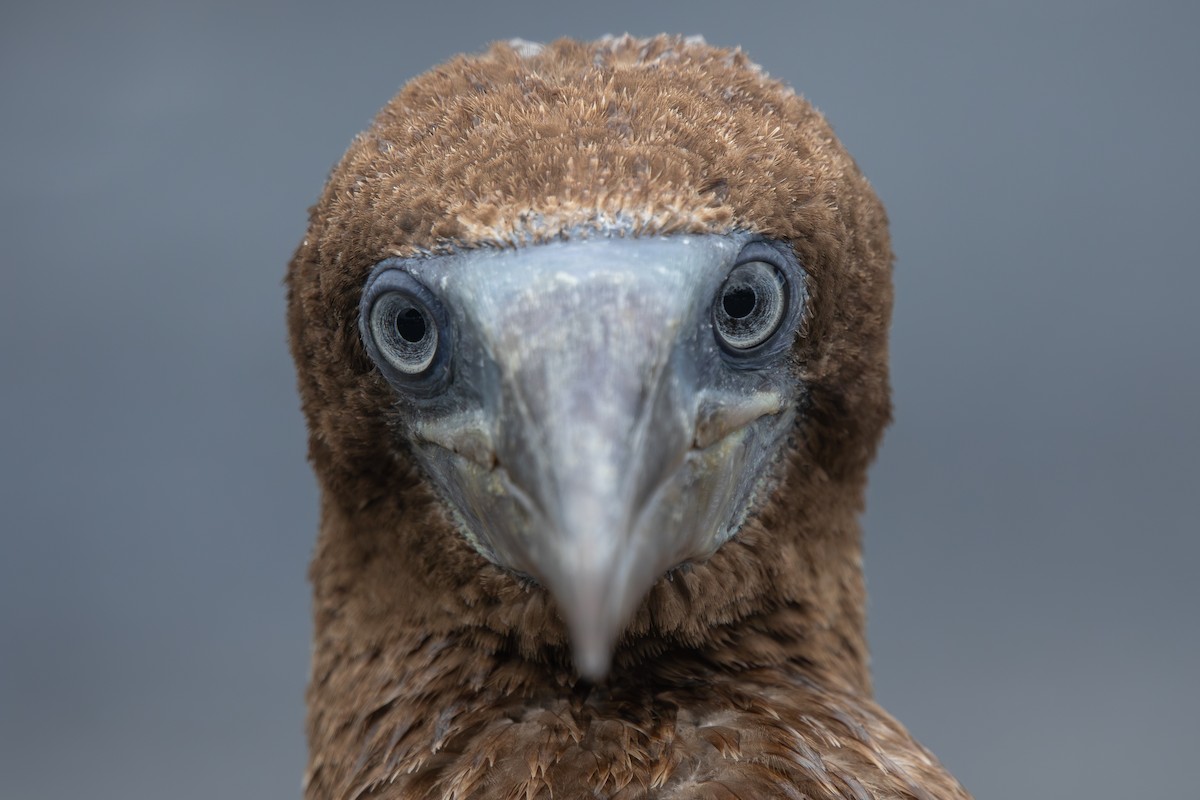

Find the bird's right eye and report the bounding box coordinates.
[360,267,453,394]
[370,291,439,375]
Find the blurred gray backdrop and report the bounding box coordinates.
[2,1,1197,798]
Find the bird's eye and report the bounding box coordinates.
[370,291,439,375]
[712,260,788,351]
[360,267,452,394]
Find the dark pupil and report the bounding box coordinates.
[395,308,427,343]
[723,286,757,319]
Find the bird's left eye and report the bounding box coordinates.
[712,260,788,351]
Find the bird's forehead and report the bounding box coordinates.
[324,36,850,260]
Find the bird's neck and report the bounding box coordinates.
[303,481,956,800]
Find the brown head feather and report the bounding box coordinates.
[289,34,969,800]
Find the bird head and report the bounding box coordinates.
[288,36,893,682]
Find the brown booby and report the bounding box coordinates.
[288,34,971,800]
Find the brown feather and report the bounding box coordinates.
[289,34,970,800]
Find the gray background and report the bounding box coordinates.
[2,2,1196,798]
